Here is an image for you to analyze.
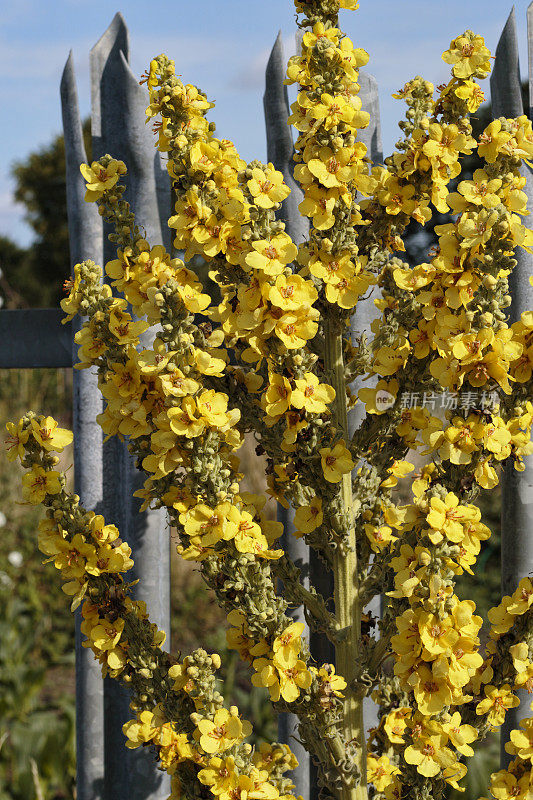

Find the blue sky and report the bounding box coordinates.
[1,0,532,248]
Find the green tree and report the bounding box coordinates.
[1,120,91,309]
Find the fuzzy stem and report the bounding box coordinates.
[324,318,367,800]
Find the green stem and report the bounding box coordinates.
[324,318,367,800]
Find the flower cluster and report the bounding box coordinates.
[9,413,301,800]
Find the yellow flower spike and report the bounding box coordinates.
[319,440,354,483]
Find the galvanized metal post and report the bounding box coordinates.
[263,32,312,800]
[61,50,106,800]
[491,5,533,766]
[89,14,171,800]
[351,70,383,738]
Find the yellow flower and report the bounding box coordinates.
[80,158,126,202]
[245,234,298,275]
[505,717,533,760]
[184,502,237,546]
[457,209,499,251]
[196,390,229,427]
[22,466,61,504]
[367,754,399,792]
[448,169,502,212]
[423,123,474,165]
[290,373,335,414]
[364,524,397,553]
[306,146,359,188]
[408,664,453,715]
[440,712,477,757]
[299,184,337,230]
[477,120,512,163]
[264,374,292,417]
[252,652,311,703]
[294,498,323,537]
[488,770,533,800]
[442,31,491,79]
[89,616,125,652]
[312,664,347,700]
[319,440,354,482]
[404,733,455,777]
[4,420,29,461]
[275,309,319,349]
[358,379,398,415]
[272,622,305,664]
[454,80,485,113]
[168,397,206,438]
[268,274,317,311]
[196,708,251,755]
[247,164,290,208]
[383,707,411,744]
[418,611,458,657]
[122,710,156,749]
[476,684,519,727]
[198,756,237,794]
[30,416,73,452]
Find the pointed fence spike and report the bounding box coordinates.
[491,8,523,119]
[263,32,312,800]
[500,6,533,768]
[263,32,308,245]
[90,13,130,152]
[89,17,170,800]
[526,3,533,119]
[61,51,105,800]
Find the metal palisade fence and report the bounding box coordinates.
[0,5,531,799]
